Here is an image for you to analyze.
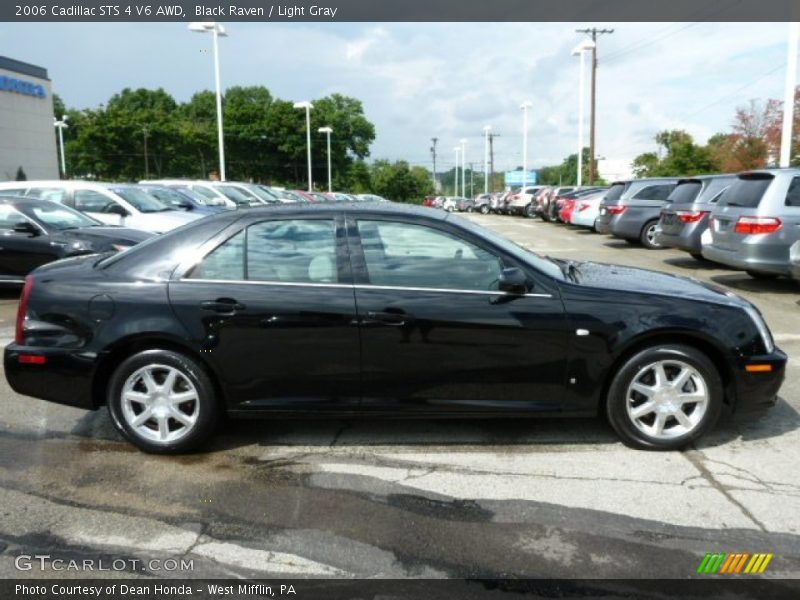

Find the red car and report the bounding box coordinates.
[422,196,436,207]
[558,198,577,223]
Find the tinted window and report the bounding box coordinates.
[718,176,773,208]
[27,202,99,230]
[247,220,337,283]
[357,220,502,291]
[144,187,194,208]
[189,220,337,283]
[74,190,116,212]
[189,231,245,280]
[111,187,169,213]
[785,177,800,207]
[604,183,626,202]
[666,181,702,204]
[632,184,675,201]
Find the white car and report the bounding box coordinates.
[0,181,201,234]
[507,186,545,217]
[569,190,607,230]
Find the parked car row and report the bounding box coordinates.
[503,170,800,281]
[0,179,391,280]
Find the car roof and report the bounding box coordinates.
[227,201,445,220]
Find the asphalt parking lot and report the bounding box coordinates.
[0,214,798,580]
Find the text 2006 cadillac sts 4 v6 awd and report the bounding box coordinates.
[4,203,786,453]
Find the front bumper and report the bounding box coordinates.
[731,349,788,413]
[4,344,97,410]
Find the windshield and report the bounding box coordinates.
[243,185,279,203]
[448,213,564,281]
[142,186,195,208]
[215,185,255,205]
[24,201,101,230]
[111,187,171,213]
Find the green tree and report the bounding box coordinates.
[15,166,26,181]
[370,160,433,202]
[631,130,719,177]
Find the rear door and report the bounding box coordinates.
[348,215,569,413]
[169,214,361,411]
[711,174,774,250]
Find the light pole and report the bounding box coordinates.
[318,126,333,192]
[572,40,595,187]
[294,101,314,191]
[781,22,800,167]
[53,115,68,178]
[189,21,228,181]
[459,138,467,198]
[453,146,460,196]
[482,126,491,194]
[520,101,532,196]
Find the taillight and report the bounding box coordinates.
[578,202,590,211]
[607,206,627,215]
[676,210,709,223]
[734,216,782,235]
[16,275,33,345]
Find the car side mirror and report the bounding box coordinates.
[177,200,193,210]
[106,204,129,217]
[498,267,528,294]
[13,221,39,236]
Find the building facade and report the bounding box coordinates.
[0,56,58,181]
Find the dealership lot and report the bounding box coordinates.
[0,214,798,579]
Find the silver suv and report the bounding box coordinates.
[656,174,736,259]
[596,178,678,248]
[702,169,800,279]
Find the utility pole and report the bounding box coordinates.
[142,126,150,179]
[469,162,474,198]
[430,137,438,190]
[488,132,499,193]
[576,27,614,185]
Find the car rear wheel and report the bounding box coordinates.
[746,271,779,280]
[640,220,663,249]
[480,204,490,214]
[107,349,219,454]
[524,204,536,218]
[606,345,723,450]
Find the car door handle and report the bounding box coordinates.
[366,310,412,326]
[200,298,246,314]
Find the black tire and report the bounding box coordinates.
[605,344,723,450]
[524,204,536,218]
[746,270,779,280]
[107,349,220,454]
[640,220,663,249]
[479,204,490,214]
[690,253,704,261]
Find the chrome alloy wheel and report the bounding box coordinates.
[625,359,709,439]
[120,364,199,444]
[645,223,660,247]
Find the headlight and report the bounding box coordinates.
[69,240,93,253]
[744,304,774,353]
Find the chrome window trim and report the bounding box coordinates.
[177,278,552,298]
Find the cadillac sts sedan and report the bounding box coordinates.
[4,204,786,453]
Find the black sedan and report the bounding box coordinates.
[0,196,153,282]
[4,203,786,453]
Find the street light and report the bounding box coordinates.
[482,125,491,194]
[189,21,228,181]
[781,22,799,167]
[572,40,595,186]
[520,101,533,197]
[459,138,467,198]
[453,146,460,196]
[53,115,68,178]
[318,126,333,193]
[294,101,314,191]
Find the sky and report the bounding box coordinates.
[1,21,791,177]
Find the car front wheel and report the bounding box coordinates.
[107,349,220,454]
[605,344,723,450]
[480,204,490,214]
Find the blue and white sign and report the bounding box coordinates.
[0,75,46,99]
[504,170,537,187]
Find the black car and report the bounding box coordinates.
[4,203,786,453]
[0,196,153,282]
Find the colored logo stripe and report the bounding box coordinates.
[697,552,773,574]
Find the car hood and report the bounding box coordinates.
[568,261,747,306]
[60,227,154,248]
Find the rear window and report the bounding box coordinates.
[718,176,773,208]
[631,184,676,201]
[666,181,702,205]
[785,177,800,207]
[604,183,626,202]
